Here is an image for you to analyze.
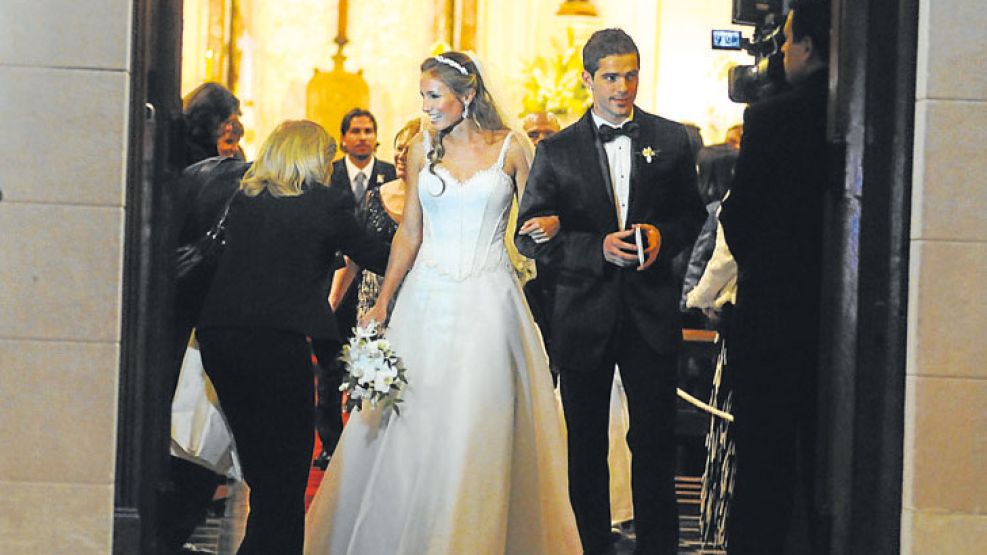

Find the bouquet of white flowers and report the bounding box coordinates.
[339,322,408,415]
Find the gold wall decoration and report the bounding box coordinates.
[433,0,455,46]
[457,0,479,52]
[556,0,598,17]
[181,0,235,95]
[433,0,479,52]
[306,0,370,146]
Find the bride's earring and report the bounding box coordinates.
[463,101,470,120]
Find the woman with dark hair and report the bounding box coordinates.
[181,82,242,166]
[304,52,581,554]
[195,120,388,554]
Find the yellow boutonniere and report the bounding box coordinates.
[641,146,658,163]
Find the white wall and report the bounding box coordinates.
[901,0,987,552]
[0,1,132,553]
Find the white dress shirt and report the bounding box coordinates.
[592,111,634,229]
[344,156,377,197]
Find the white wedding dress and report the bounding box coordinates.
[304,133,582,554]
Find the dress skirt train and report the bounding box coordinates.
[304,264,581,554]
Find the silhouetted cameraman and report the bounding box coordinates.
[718,1,830,553]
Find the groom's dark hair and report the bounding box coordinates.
[582,28,640,77]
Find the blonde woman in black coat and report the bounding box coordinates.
[196,120,388,554]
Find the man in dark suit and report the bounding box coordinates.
[313,108,397,469]
[329,108,398,210]
[717,2,830,552]
[516,29,706,555]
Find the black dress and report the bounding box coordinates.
[355,185,400,319]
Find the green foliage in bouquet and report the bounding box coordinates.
[520,28,592,118]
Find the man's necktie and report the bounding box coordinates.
[353,173,368,209]
[598,121,640,143]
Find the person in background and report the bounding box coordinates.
[724,123,743,151]
[180,82,241,167]
[681,145,740,314]
[196,120,388,554]
[217,114,245,160]
[683,122,705,160]
[718,1,831,552]
[330,108,397,210]
[522,110,562,145]
[670,122,707,290]
[312,108,398,469]
[329,117,422,320]
[700,124,743,161]
[161,82,248,554]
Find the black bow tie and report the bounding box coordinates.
[598,121,640,143]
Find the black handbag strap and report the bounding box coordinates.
[207,188,240,239]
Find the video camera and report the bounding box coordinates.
[712,0,790,103]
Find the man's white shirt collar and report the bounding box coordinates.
[591,109,635,130]
[345,156,376,184]
[591,110,634,229]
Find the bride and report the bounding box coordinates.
[304,51,581,554]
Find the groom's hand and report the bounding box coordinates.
[603,229,638,267]
[519,215,560,244]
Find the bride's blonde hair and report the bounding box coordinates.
[241,120,336,197]
[421,51,506,195]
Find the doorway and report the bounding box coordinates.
[113,1,185,553]
[112,1,918,553]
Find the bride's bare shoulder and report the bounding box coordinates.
[406,133,427,163]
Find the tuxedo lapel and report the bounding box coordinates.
[367,163,377,191]
[367,159,383,191]
[627,109,650,224]
[575,111,619,230]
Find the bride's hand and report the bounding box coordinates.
[519,215,560,243]
[359,303,389,329]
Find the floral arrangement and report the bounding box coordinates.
[339,322,408,415]
[520,28,592,118]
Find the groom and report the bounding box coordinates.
[516,29,705,555]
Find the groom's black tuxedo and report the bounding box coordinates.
[516,108,705,370]
[517,107,704,554]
